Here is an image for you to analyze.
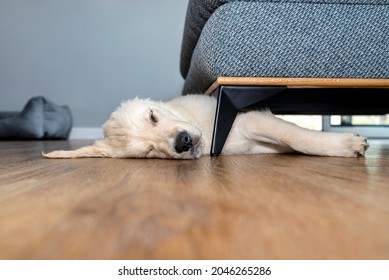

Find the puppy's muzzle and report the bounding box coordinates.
[175,131,193,153]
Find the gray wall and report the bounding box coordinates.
[0,0,188,127]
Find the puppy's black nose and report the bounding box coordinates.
[175,131,192,153]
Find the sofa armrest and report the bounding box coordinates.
[180,0,231,79]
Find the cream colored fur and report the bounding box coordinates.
[43,95,368,159]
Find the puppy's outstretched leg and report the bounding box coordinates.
[234,111,368,157]
[43,140,112,158]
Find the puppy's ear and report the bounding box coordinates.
[42,140,112,159]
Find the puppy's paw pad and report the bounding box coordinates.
[344,134,369,157]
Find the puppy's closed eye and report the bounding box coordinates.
[149,109,158,124]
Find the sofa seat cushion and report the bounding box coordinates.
[181,1,389,94]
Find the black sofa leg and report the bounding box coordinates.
[210,88,238,156]
[210,86,286,156]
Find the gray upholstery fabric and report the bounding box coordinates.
[181,0,389,94]
[0,96,72,139]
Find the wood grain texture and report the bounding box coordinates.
[0,140,389,259]
[205,77,389,95]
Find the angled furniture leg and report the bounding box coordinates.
[210,87,238,157]
[210,86,286,156]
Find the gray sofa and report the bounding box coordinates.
[180,0,389,94]
[179,0,389,155]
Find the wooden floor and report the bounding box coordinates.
[0,140,389,260]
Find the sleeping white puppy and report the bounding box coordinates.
[43,95,368,159]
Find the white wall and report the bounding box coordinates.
[0,0,188,129]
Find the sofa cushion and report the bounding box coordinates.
[180,0,389,79]
[181,1,389,94]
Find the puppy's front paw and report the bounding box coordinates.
[340,133,369,157]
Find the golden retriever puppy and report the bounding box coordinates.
[43,95,368,159]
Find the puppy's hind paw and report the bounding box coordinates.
[348,134,369,157]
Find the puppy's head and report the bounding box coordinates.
[43,98,205,160]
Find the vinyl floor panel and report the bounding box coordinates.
[0,140,388,259]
